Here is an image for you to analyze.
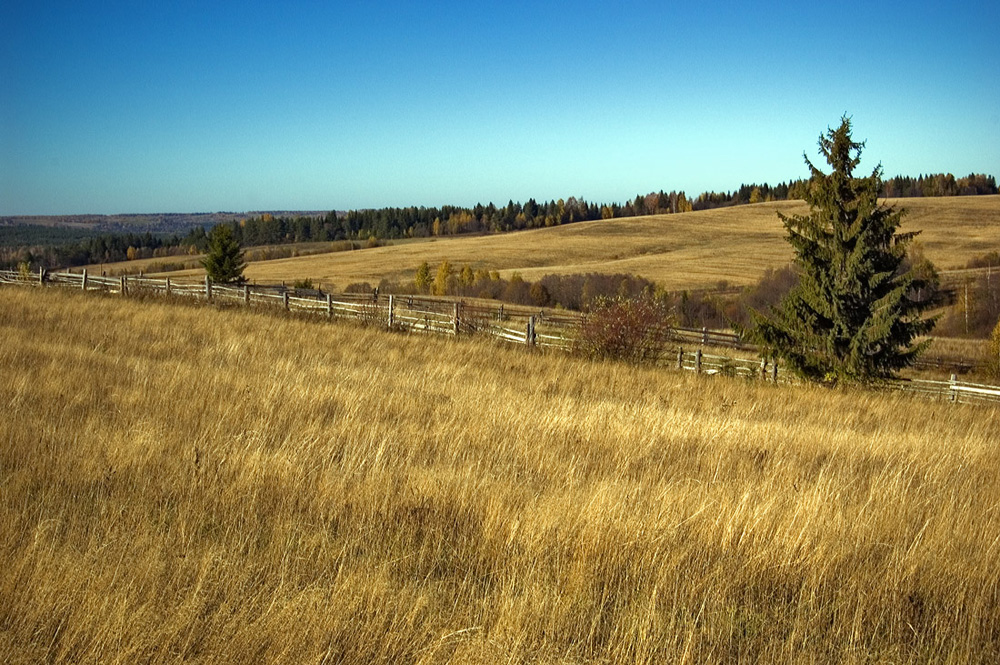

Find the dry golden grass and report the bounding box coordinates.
[150,196,1000,292]
[924,337,992,367]
[85,241,361,277]
[3,285,1000,663]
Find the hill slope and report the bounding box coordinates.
[151,196,1000,291]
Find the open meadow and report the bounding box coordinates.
[2,285,1000,662]
[141,196,1000,292]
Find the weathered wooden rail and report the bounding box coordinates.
[3,268,998,405]
[890,377,1000,405]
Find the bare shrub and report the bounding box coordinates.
[344,282,374,294]
[989,320,1000,379]
[575,296,672,363]
[355,301,384,327]
[937,270,1000,338]
[459,307,498,335]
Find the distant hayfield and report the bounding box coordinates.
[148,196,1000,292]
[2,286,999,662]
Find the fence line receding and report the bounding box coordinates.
[2,268,997,405]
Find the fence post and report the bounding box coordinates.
[453,302,460,335]
[949,373,957,403]
[760,357,767,380]
[388,295,395,328]
[327,293,333,319]
[82,269,88,291]
[205,276,212,300]
[38,266,44,285]
[165,277,171,295]
[283,290,289,311]
[702,327,708,345]
[498,303,504,321]
[695,349,702,374]
[242,284,249,305]
[120,275,127,296]
[527,316,536,346]
[677,347,684,370]
[772,360,778,382]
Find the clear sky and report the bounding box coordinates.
[2,0,998,215]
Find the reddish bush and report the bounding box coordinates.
[575,297,673,363]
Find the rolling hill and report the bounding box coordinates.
[142,196,1000,292]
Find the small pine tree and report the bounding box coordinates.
[746,117,935,382]
[201,225,247,285]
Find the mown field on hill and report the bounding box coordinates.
[2,285,999,663]
[142,196,1000,292]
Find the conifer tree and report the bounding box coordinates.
[746,117,935,382]
[201,224,247,285]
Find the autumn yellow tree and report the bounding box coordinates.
[414,262,431,293]
[433,261,453,296]
[460,265,474,287]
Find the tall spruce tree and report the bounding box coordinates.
[747,117,935,382]
[201,224,247,285]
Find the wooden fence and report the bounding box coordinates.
[3,268,998,405]
[889,376,1000,406]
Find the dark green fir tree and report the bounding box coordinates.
[201,224,247,285]
[746,117,935,382]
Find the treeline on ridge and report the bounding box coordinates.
[0,230,192,272]
[3,171,995,271]
[239,171,1000,241]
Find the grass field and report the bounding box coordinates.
[143,196,1000,293]
[3,285,999,663]
[82,240,362,278]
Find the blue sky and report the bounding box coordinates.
[2,0,998,215]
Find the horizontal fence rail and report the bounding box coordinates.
[3,268,998,405]
[891,377,1000,405]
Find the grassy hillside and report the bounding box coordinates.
[144,196,1000,292]
[2,285,999,662]
[79,240,352,277]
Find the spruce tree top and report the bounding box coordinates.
[747,117,935,382]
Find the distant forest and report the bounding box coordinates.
[2,172,996,271]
